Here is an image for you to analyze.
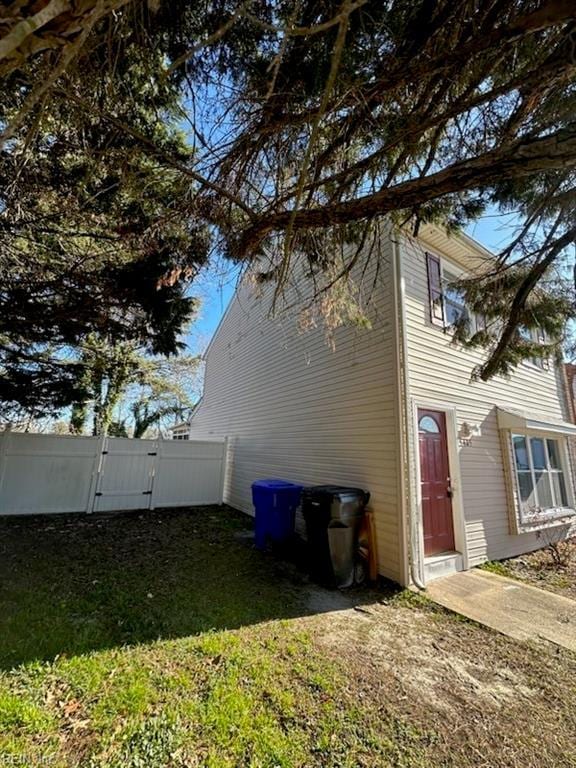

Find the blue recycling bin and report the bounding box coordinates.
[252,479,303,550]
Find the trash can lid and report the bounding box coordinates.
[252,478,303,490]
[302,485,368,500]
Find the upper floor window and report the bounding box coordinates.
[426,252,472,329]
[442,269,467,326]
[519,325,548,370]
[425,253,545,368]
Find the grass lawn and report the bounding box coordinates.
[0,507,575,767]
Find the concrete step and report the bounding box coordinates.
[424,551,463,583]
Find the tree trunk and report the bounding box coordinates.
[0,0,132,77]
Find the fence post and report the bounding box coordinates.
[149,438,161,511]
[86,434,107,513]
[219,437,229,505]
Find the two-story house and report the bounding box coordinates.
[189,224,576,587]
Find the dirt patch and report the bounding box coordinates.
[303,592,576,768]
[487,536,576,600]
[312,603,534,709]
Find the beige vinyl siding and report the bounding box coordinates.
[191,245,401,583]
[401,226,576,565]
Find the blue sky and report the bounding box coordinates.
[465,211,519,253]
[185,213,518,356]
[184,259,240,356]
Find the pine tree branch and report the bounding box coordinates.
[233,124,576,257]
[480,225,576,380]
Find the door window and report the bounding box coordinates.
[419,415,440,434]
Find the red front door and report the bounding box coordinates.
[418,409,455,556]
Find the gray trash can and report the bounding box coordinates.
[302,486,369,588]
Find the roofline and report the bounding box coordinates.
[202,292,236,361]
[415,222,496,264]
[189,395,203,421]
[453,228,496,262]
[201,221,497,363]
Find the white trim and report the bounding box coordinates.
[452,229,497,263]
[559,438,576,509]
[497,407,576,436]
[202,281,242,361]
[508,430,576,530]
[392,233,412,588]
[417,223,496,268]
[411,399,469,581]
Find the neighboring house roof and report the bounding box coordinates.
[169,421,190,432]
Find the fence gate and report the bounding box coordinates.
[92,437,157,513]
[0,432,227,515]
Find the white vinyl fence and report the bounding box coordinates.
[0,432,227,516]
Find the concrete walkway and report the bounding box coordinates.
[425,569,576,652]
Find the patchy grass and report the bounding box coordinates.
[481,536,576,600]
[0,508,575,767]
[0,626,430,768]
[480,559,514,578]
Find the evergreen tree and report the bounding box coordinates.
[0,8,209,417]
[2,1,576,382]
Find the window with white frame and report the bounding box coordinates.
[426,254,548,360]
[518,325,549,370]
[426,252,482,330]
[442,269,467,327]
[511,434,569,515]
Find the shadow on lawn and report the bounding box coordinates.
[0,505,388,670]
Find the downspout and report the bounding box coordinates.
[392,234,426,590]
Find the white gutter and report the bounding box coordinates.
[392,233,425,590]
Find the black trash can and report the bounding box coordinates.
[302,486,370,588]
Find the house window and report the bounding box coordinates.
[425,252,475,329]
[442,269,467,327]
[519,325,549,370]
[512,434,569,513]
